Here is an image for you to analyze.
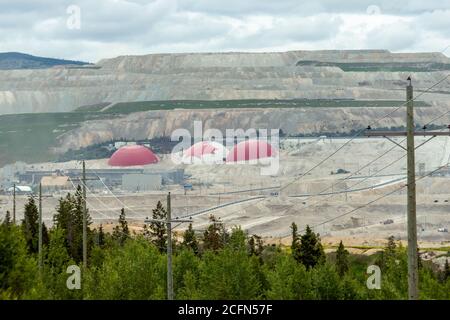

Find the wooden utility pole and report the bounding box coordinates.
[13,183,16,224]
[406,81,419,300]
[166,192,173,300]
[144,194,191,300]
[365,77,446,300]
[82,160,87,269]
[38,183,43,270]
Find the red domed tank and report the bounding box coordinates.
[108,145,159,166]
[226,140,275,162]
[183,141,224,158]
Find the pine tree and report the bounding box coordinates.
[291,222,301,262]
[119,208,129,236]
[297,225,325,269]
[248,236,256,256]
[182,223,199,254]
[98,224,105,247]
[52,187,92,263]
[335,241,349,277]
[42,222,50,247]
[203,215,227,252]
[73,185,92,261]
[148,201,167,252]
[386,235,397,256]
[21,196,39,254]
[113,208,130,245]
[444,259,450,282]
[248,234,264,257]
[2,211,11,227]
[377,235,398,268]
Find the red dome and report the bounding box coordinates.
[108,145,159,166]
[226,140,275,162]
[184,141,222,158]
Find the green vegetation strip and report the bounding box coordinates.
[0,99,431,166]
[1,198,449,300]
[100,99,430,114]
[296,60,450,72]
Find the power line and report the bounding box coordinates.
[282,153,450,237]
[67,179,114,219]
[205,74,450,222]
[59,74,450,229]
[279,73,450,193]
[275,98,450,220]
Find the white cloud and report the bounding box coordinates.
[0,0,450,62]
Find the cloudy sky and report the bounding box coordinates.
[1,0,450,62]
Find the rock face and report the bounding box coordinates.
[1,50,450,115]
[56,105,450,152]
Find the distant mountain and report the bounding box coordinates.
[0,52,90,70]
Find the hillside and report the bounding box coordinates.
[0,98,433,166]
[0,50,449,115]
[0,52,90,70]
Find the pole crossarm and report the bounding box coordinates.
[366,130,447,151]
[144,218,192,223]
[69,177,101,182]
[366,130,450,137]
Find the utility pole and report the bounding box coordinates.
[38,183,43,271]
[406,81,419,300]
[82,160,87,269]
[166,192,173,300]
[13,183,16,224]
[365,77,450,300]
[144,194,191,300]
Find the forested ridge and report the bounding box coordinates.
[1,188,449,300]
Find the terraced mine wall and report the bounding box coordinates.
[1,50,450,115]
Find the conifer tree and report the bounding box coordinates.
[98,224,105,247]
[113,208,130,245]
[335,241,349,277]
[386,235,397,257]
[21,196,39,253]
[248,236,256,256]
[378,235,398,268]
[182,223,199,254]
[298,225,325,269]
[203,215,227,252]
[52,186,92,263]
[444,259,450,282]
[2,211,11,227]
[248,234,264,256]
[148,201,167,252]
[291,222,301,262]
[42,222,50,247]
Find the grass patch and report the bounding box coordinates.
[0,112,120,166]
[0,98,431,166]
[99,99,430,115]
[296,60,450,72]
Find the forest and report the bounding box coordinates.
[1,186,449,300]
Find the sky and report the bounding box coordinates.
[1,0,450,62]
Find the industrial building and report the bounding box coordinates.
[122,173,162,192]
[10,167,184,193]
[2,145,184,194]
[40,176,71,192]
